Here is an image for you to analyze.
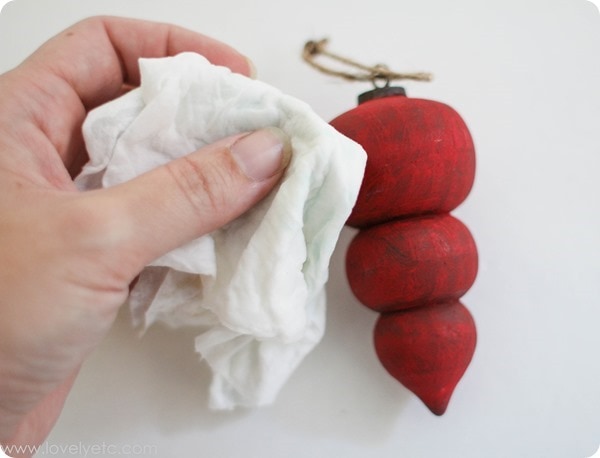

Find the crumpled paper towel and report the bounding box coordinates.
[75,52,366,409]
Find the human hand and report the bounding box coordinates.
[0,16,290,454]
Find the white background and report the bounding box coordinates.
[1,0,599,457]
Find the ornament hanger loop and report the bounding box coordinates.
[371,64,392,89]
[302,38,433,84]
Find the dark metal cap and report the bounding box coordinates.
[358,86,406,104]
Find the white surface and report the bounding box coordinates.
[1,0,599,457]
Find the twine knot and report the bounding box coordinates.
[302,38,433,86]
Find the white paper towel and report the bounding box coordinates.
[75,52,366,409]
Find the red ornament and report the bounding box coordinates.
[330,86,478,415]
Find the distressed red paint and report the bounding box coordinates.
[374,301,477,415]
[346,214,478,312]
[330,95,475,228]
[331,89,478,415]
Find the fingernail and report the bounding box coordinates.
[231,127,291,181]
[245,57,257,79]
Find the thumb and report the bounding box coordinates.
[99,127,291,274]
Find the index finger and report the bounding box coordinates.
[25,16,253,109]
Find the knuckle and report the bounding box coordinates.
[165,154,235,217]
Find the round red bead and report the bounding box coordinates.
[346,213,478,312]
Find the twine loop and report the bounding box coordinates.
[302,38,433,86]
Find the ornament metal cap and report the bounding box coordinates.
[358,86,407,104]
